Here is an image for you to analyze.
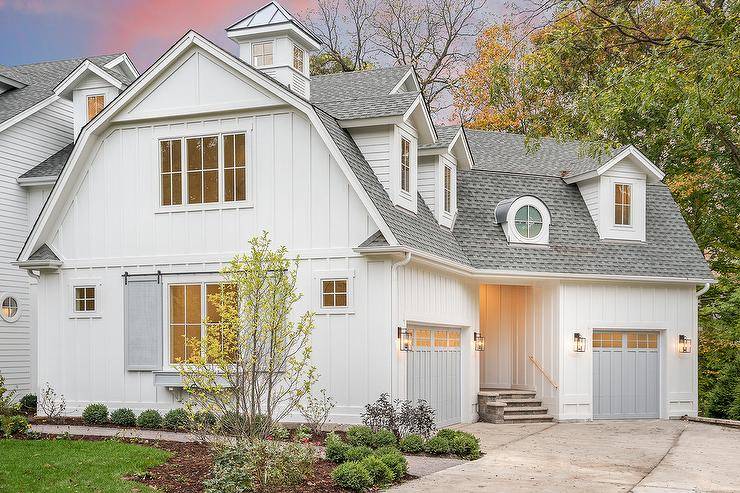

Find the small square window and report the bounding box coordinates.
[321,279,348,308]
[252,41,274,67]
[74,286,96,312]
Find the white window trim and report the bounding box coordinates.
[252,40,275,67]
[0,293,21,323]
[86,93,105,121]
[292,43,305,72]
[155,127,255,213]
[314,270,355,315]
[613,182,634,229]
[503,196,551,246]
[68,279,102,319]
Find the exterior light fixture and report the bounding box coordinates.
[573,333,586,352]
[398,327,412,351]
[474,332,485,351]
[678,334,692,353]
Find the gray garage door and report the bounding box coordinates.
[593,331,660,419]
[406,327,461,427]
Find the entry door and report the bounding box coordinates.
[406,327,462,427]
[593,331,660,419]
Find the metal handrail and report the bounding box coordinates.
[529,354,559,390]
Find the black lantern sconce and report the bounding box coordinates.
[474,332,485,351]
[398,327,412,351]
[678,334,692,353]
[573,333,586,352]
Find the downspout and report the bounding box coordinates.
[26,269,41,281]
[696,283,710,297]
[391,251,412,400]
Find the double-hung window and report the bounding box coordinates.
[400,137,411,193]
[87,95,104,121]
[252,41,273,67]
[614,183,632,226]
[160,132,248,207]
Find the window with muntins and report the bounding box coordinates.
[400,137,410,193]
[444,165,452,213]
[293,45,304,72]
[160,139,183,206]
[1,296,18,322]
[321,279,348,308]
[87,95,104,121]
[514,205,543,238]
[74,286,96,312]
[223,133,247,202]
[615,183,632,225]
[187,136,219,204]
[252,41,273,66]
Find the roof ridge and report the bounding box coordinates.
[11,53,122,69]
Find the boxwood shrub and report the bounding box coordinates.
[450,432,481,459]
[19,394,37,413]
[344,445,372,462]
[82,403,108,425]
[325,432,349,463]
[137,409,162,428]
[376,448,407,479]
[110,408,137,427]
[360,455,394,485]
[331,461,372,491]
[163,408,189,430]
[424,435,450,455]
[346,425,374,447]
[399,434,425,453]
[1,415,29,437]
[372,428,397,448]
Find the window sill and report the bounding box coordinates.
[316,307,355,315]
[69,313,102,319]
[155,201,254,214]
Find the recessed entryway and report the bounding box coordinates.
[406,326,462,427]
[593,330,660,419]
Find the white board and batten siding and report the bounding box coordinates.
[0,98,73,394]
[559,281,698,420]
[34,47,398,419]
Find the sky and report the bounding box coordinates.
[0,0,317,69]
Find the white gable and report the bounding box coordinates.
[116,48,284,122]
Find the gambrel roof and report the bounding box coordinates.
[0,54,129,128]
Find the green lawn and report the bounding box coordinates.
[0,438,172,493]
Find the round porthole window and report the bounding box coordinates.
[514,205,543,239]
[1,296,19,323]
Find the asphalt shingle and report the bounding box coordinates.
[28,244,59,261]
[18,144,73,180]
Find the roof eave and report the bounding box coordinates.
[53,60,124,99]
[12,259,62,271]
[17,176,57,187]
[563,145,665,184]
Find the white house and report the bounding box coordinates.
[12,2,712,425]
[0,54,137,395]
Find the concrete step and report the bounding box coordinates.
[503,414,554,423]
[480,389,536,399]
[500,398,542,407]
[503,406,549,415]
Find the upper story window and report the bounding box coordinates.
[614,183,632,225]
[400,137,411,193]
[321,279,348,308]
[514,205,543,238]
[293,45,305,72]
[495,196,550,245]
[160,132,248,207]
[1,296,19,323]
[252,41,273,67]
[444,165,452,213]
[86,95,104,121]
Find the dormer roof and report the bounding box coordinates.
[226,1,322,48]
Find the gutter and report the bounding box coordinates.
[12,260,62,271]
[355,245,716,285]
[696,283,711,297]
[17,176,57,187]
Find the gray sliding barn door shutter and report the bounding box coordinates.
[125,275,163,371]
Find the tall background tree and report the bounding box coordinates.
[454,0,740,417]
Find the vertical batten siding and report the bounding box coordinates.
[0,98,73,394]
[559,281,697,420]
[398,262,479,423]
[36,106,396,419]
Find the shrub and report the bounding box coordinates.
[110,408,137,427]
[163,408,189,430]
[435,428,460,442]
[294,424,312,442]
[298,388,335,434]
[1,415,29,437]
[399,434,425,453]
[270,424,290,440]
[373,445,401,458]
[38,382,65,419]
[344,445,373,462]
[137,409,162,428]
[0,373,18,416]
[424,436,450,455]
[325,432,349,463]
[82,403,108,425]
[377,449,407,479]
[346,425,375,447]
[19,394,37,413]
[360,455,394,486]
[205,439,315,493]
[362,393,436,438]
[373,428,397,448]
[195,410,217,427]
[451,432,481,459]
[331,461,373,491]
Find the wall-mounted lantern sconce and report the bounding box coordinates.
[573,333,586,352]
[474,332,485,351]
[678,334,692,353]
[398,327,412,351]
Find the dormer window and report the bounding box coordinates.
[401,137,411,193]
[444,165,452,213]
[293,45,304,72]
[514,205,543,238]
[495,196,551,245]
[614,183,632,226]
[252,41,273,67]
[86,95,104,121]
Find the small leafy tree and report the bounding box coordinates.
[179,233,317,440]
[38,382,65,419]
[298,388,335,434]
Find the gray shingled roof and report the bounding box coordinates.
[18,144,73,180]
[419,125,460,150]
[28,244,59,261]
[463,128,630,177]
[453,170,712,280]
[0,54,127,127]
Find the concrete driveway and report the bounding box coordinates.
[389,420,740,492]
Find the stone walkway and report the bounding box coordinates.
[29,424,465,477]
